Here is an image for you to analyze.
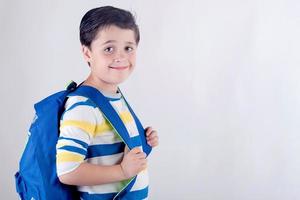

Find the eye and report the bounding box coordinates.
[104,47,114,53]
[125,46,134,52]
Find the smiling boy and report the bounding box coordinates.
[56,6,159,200]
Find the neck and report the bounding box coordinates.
[83,74,118,95]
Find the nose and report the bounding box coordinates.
[113,50,126,63]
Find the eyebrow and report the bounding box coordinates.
[101,40,136,45]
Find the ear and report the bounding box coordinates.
[81,45,92,64]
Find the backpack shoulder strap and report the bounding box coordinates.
[118,89,152,156]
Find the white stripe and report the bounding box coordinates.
[65,96,89,110]
[131,168,149,191]
[78,182,122,194]
[125,121,139,137]
[110,100,124,112]
[87,153,124,166]
[56,148,85,156]
[57,138,88,150]
[62,106,98,123]
[59,126,91,145]
[91,131,123,145]
[65,96,106,125]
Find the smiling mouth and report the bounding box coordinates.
[109,66,129,70]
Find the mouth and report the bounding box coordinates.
[109,66,129,70]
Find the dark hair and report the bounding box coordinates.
[79,6,140,49]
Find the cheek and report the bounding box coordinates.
[100,53,113,61]
[129,54,136,64]
[94,53,113,66]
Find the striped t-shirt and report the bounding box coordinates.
[56,89,149,199]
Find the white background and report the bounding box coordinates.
[1,0,299,199]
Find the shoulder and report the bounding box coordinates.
[65,95,96,110]
[61,95,103,123]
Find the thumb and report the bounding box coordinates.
[124,146,130,154]
[130,147,142,154]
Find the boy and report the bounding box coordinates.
[56,6,159,199]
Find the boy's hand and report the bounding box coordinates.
[145,126,159,147]
[120,147,147,179]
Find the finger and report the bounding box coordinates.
[148,139,159,147]
[135,152,146,159]
[152,141,159,147]
[124,146,130,154]
[130,147,142,154]
[145,127,153,136]
[147,132,158,140]
[147,136,158,143]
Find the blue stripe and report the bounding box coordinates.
[60,99,97,120]
[106,97,121,101]
[58,137,89,149]
[66,100,97,112]
[79,186,148,200]
[58,145,87,156]
[86,142,125,158]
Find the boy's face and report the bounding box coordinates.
[82,25,137,89]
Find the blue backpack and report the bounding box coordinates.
[15,81,152,200]
[15,81,80,200]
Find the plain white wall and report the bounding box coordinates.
[1,0,299,199]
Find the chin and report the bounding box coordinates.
[110,78,127,85]
[115,75,131,84]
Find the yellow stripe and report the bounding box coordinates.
[60,120,96,137]
[60,112,133,138]
[95,122,113,135]
[93,111,133,137]
[57,151,84,163]
[119,111,134,124]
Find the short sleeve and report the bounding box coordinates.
[56,96,98,176]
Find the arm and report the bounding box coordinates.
[59,147,147,186]
[58,162,124,186]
